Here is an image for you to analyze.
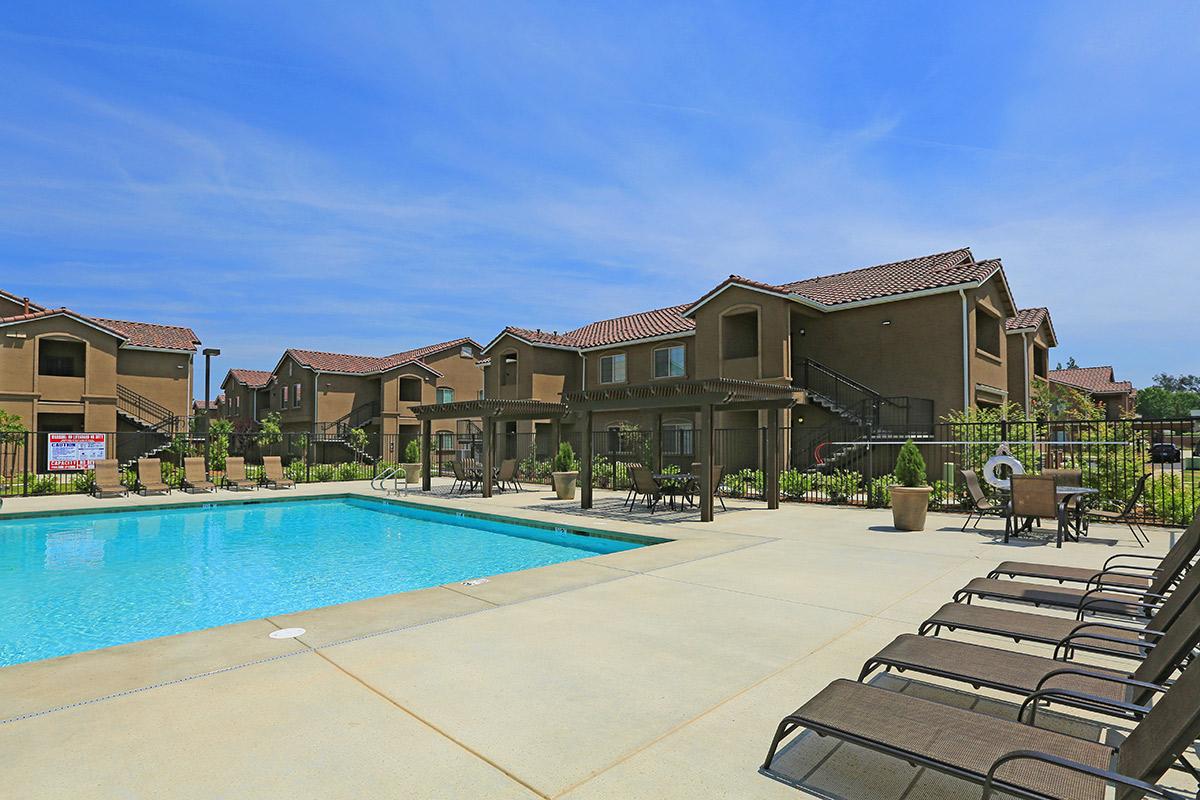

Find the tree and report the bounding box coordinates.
[1136,386,1200,420]
[1153,373,1200,393]
[893,439,927,487]
[208,418,233,471]
[0,409,27,480]
[256,411,283,448]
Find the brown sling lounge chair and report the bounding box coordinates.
[92,459,128,498]
[986,507,1199,592]
[449,460,478,494]
[262,456,295,490]
[960,469,1007,531]
[181,457,216,493]
[761,648,1200,800]
[920,557,1200,662]
[496,458,521,492]
[223,456,259,491]
[1086,472,1152,547]
[859,589,1200,725]
[628,465,664,513]
[136,458,171,495]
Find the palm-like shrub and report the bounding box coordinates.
[552,442,578,473]
[894,439,927,487]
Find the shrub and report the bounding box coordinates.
[121,468,138,489]
[208,418,233,471]
[1146,475,1200,526]
[28,474,60,495]
[161,462,184,489]
[552,442,578,473]
[284,461,308,482]
[779,469,815,497]
[894,439,927,487]
[519,456,552,482]
[71,470,96,494]
[819,470,862,503]
[404,438,422,463]
[867,473,894,507]
[334,462,361,482]
[310,464,336,482]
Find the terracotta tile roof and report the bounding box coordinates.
[284,337,479,376]
[778,248,986,306]
[0,288,46,312]
[498,306,695,351]
[92,317,201,352]
[0,307,127,337]
[1048,366,1134,395]
[1006,307,1049,331]
[227,369,273,388]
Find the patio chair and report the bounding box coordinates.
[986,506,1199,591]
[136,458,171,496]
[181,457,216,493]
[1006,474,1065,547]
[687,463,727,511]
[960,469,1006,531]
[621,462,644,509]
[1043,469,1088,534]
[496,458,521,492]
[761,643,1200,800]
[449,460,478,494]
[262,456,295,490]
[628,465,664,513]
[92,459,128,498]
[920,555,1200,662]
[1086,472,1152,547]
[222,456,259,491]
[859,584,1200,724]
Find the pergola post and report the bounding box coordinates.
[699,403,714,522]
[766,405,780,509]
[653,412,663,472]
[420,418,432,492]
[482,416,494,498]
[551,418,562,454]
[580,409,593,509]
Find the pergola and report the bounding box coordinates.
[410,399,568,497]
[561,378,800,522]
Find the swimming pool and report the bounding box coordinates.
[0,497,648,666]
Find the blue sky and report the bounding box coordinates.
[1,1,1197,394]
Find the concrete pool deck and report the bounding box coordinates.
[0,480,1188,798]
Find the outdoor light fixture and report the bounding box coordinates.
[881,320,892,326]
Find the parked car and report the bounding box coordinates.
[1150,442,1181,463]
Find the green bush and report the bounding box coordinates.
[161,462,184,489]
[893,439,927,487]
[519,456,553,482]
[1146,476,1200,526]
[404,438,422,463]
[121,468,138,489]
[71,470,96,494]
[818,470,861,502]
[310,464,336,482]
[334,462,361,481]
[867,473,894,507]
[779,469,815,497]
[284,461,308,482]
[552,442,578,473]
[28,474,60,495]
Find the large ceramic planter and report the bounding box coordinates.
[890,485,932,531]
[401,463,422,483]
[552,471,578,500]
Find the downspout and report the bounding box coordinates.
[958,289,970,411]
[579,351,586,390]
[311,370,319,437]
[1023,331,1032,413]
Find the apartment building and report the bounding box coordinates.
[1048,366,1136,417]
[223,338,484,460]
[1005,307,1057,412]
[480,248,1057,456]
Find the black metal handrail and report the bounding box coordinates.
[318,401,380,436]
[116,384,183,431]
[795,359,933,433]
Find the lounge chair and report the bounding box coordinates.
[960,468,1006,531]
[920,559,1200,662]
[136,458,171,495]
[92,459,128,498]
[1006,474,1065,547]
[628,465,664,513]
[986,507,1199,591]
[449,460,478,494]
[262,456,295,490]
[761,650,1200,800]
[1086,472,1152,547]
[181,457,216,493]
[621,463,644,508]
[496,458,521,492]
[222,456,259,491]
[858,588,1200,724]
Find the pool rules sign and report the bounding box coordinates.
[47,433,107,471]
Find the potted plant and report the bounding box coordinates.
[890,439,932,531]
[401,438,423,483]
[551,442,580,500]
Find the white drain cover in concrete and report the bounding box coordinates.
[462,578,489,586]
[269,627,306,639]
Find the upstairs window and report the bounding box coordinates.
[38,339,86,377]
[436,387,454,404]
[1033,346,1049,378]
[722,310,759,359]
[399,378,422,402]
[975,306,1002,358]
[292,383,302,408]
[460,344,474,358]
[599,353,626,384]
[281,385,289,407]
[501,352,517,386]
[653,345,686,379]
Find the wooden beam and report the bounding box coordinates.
[766,405,780,509]
[580,409,593,509]
[653,412,662,472]
[482,417,494,498]
[699,403,714,522]
[420,418,432,492]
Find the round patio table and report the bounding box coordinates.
[1009,486,1099,540]
[653,473,695,510]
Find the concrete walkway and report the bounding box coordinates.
[0,481,1183,798]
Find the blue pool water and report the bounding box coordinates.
[0,497,644,666]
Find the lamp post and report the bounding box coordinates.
[202,348,221,463]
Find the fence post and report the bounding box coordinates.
[863,425,874,507]
[23,431,30,497]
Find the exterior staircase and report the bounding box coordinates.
[115,385,194,467]
[315,401,379,462]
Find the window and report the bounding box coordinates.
[975,305,1002,358]
[460,344,474,358]
[501,352,517,386]
[38,339,86,377]
[722,309,759,359]
[1033,346,1049,378]
[599,353,626,384]
[281,385,289,407]
[399,378,422,402]
[436,387,454,404]
[436,430,455,450]
[662,421,694,456]
[653,345,686,379]
[292,383,302,408]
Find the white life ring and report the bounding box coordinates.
[983,454,1025,490]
